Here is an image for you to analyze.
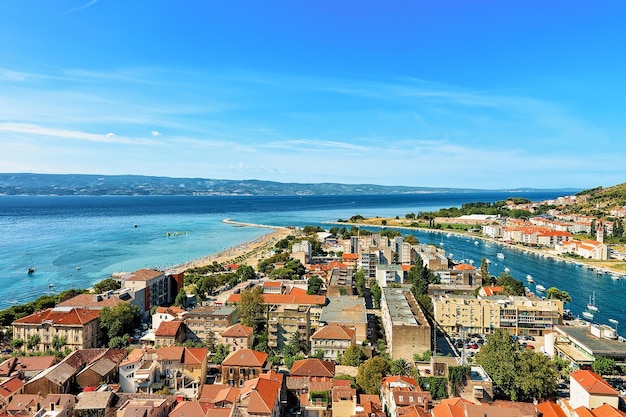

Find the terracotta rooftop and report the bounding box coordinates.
[536,401,567,417]
[221,323,253,338]
[155,306,186,316]
[124,269,164,281]
[571,369,619,396]
[311,324,355,341]
[454,263,476,271]
[183,347,208,365]
[13,307,100,326]
[222,349,268,367]
[58,293,124,309]
[241,378,281,415]
[263,281,282,288]
[170,400,206,417]
[227,292,326,306]
[574,404,626,417]
[156,346,185,362]
[155,320,184,337]
[120,349,146,367]
[290,358,335,378]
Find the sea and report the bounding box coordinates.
[1,191,623,333]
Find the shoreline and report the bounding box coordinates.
[168,219,294,272]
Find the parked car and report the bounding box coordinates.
[468,343,478,349]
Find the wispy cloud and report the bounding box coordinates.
[151,131,162,137]
[0,122,157,145]
[61,0,100,16]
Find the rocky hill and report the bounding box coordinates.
[566,182,626,216]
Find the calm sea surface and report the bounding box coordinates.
[2,191,621,332]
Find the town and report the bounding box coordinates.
[1,192,626,417]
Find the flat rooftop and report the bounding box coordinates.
[555,325,626,359]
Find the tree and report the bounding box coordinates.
[496,272,525,296]
[10,339,23,350]
[99,303,141,343]
[51,335,67,351]
[212,344,231,364]
[370,281,382,308]
[307,276,324,295]
[27,334,40,351]
[109,335,130,349]
[92,277,121,294]
[390,358,412,376]
[356,356,390,394]
[546,287,572,304]
[475,329,557,401]
[174,288,187,308]
[237,286,265,331]
[480,258,490,283]
[592,356,615,376]
[341,345,365,367]
[404,235,418,245]
[236,264,256,282]
[354,269,366,297]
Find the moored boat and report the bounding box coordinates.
[526,274,534,283]
[582,311,594,320]
[535,284,546,292]
[587,292,599,312]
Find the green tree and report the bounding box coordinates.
[480,258,490,283]
[356,356,390,394]
[174,288,187,308]
[236,264,256,282]
[546,287,572,304]
[27,334,40,351]
[592,356,615,376]
[370,281,382,308]
[404,235,419,245]
[99,303,141,343]
[109,335,130,349]
[354,269,366,297]
[212,344,231,364]
[390,358,412,376]
[10,339,23,350]
[307,276,324,295]
[51,335,67,351]
[516,348,558,401]
[341,345,365,367]
[237,286,265,331]
[92,277,121,294]
[496,272,525,296]
[311,350,325,359]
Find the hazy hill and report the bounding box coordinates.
[0,173,576,197]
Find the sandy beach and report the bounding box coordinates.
[169,219,295,272]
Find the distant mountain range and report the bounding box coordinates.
[0,173,580,196]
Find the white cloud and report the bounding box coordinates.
[0,122,157,145]
[151,130,162,137]
[61,0,100,16]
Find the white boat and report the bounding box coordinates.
[446,233,452,238]
[474,241,479,245]
[497,253,505,259]
[526,274,534,283]
[582,311,594,320]
[611,274,620,281]
[536,284,546,292]
[609,318,619,325]
[587,292,599,312]
[504,267,510,273]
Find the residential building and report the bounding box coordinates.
[221,349,269,387]
[12,307,101,352]
[0,356,58,380]
[319,296,367,342]
[550,324,626,367]
[122,269,170,313]
[569,369,619,410]
[433,295,562,336]
[234,376,282,417]
[327,267,354,297]
[331,379,356,417]
[116,398,169,417]
[152,306,186,331]
[184,306,238,342]
[376,264,404,287]
[0,376,24,414]
[155,346,208,399]
[219,323,254,352]
[310,325,356,361]
[380,376,431,417]
[119,348,157,393]
[33,394,76,417]
[290,358,335,379]
[6,394,45,416]
[268,304,310,351]
[154,320,186,347]
[380,288,431,361]
[431,398,537,417]
[74,391,115,417]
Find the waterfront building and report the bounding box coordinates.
[548,323,626,367]
[12,307,101,352]
[380,288,431,361]
[433,295,562,336]
[416,245,448,271]
[122,269,170,314]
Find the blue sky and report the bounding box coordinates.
[1,1,625,189]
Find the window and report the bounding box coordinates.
[239,368,245,375]
[229,367,234,374]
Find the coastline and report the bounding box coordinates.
[168,219,294,272]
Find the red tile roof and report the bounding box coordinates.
[221,324,253,338]
[570,369,619,396]
[290,358,335,378]
[156,346,184,361]
[183,347,208,365]
[124,269,164,281]
[155,306,186,316]
[169,400,206,417]
[454,263,476,271]
[263,281,282,288]
[311,325,355,341]
[227,292,326,306]
[155,320,184,337]
[222,349,268,367]
[13,307,100,326]
[536,401,567,417]
[242,378,280,415]
[342,253,359,260]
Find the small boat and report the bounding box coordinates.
[611,274,620,281]
[582,311,594,320]
[609,318,619,325]
[28,266,35,275]
[526,275,534,283]
[587,292,599,312]
[536,284,546,292]
[49,283,54,288]
[474,241,479,245]
[497,253,505,259]
[485,258,491,264]
[446,233,452,238]
[504,267,510,273]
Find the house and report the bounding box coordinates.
[118,348,158,393]
[75,349,127,390]
[234,377,282,417]
[353,394,385,417]
[536,401,568,417]
[198,384,240,409]
[290,359,335,379]
[74,391,116,417]
[569,369,619,410]
[0,356,59,380]
[12,307,101,352]
[152,306,187,331]
[431,397,535,417]
[310,325,356,361]
[168,400,207,417]
[221,349,269,387]
[332,379,356,417]
[154,320,186,346]
[380,376,431,417]
[155,346,208,399]
[286,359,335,417]
[219,323,254,352]
[0,376,24,413]
[116,398,169,417]
[574,403,626,416]
[6,394,45,416]
[35,394,76,417]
